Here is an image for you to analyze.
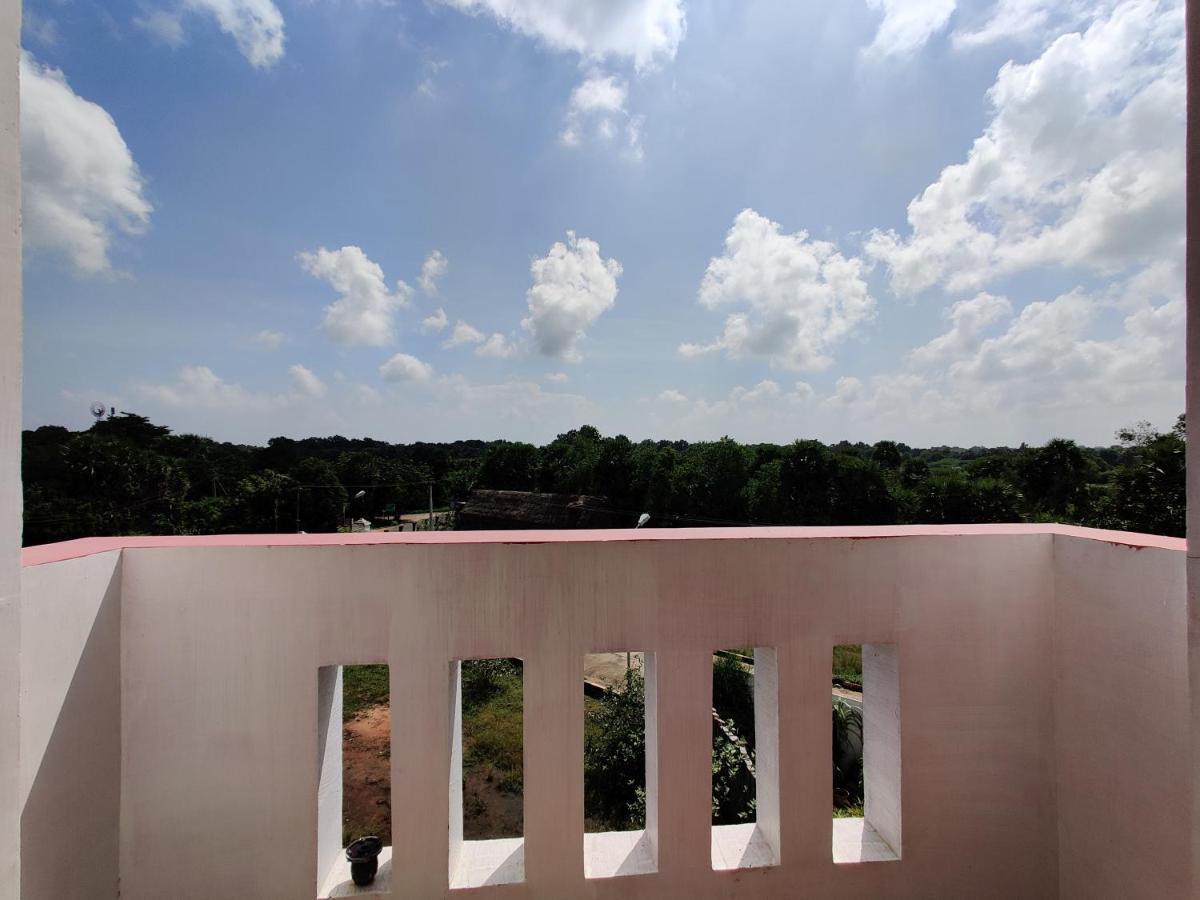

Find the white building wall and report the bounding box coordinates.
[13,527,1190,898]
[1053,536,1191,897]
[110,532,1060,899]
[20,552,122,899]
[0,0,20,895]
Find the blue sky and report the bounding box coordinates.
[20,0,1185,446]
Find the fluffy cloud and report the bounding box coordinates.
[867,0,1184,296]
[477,333,519,358]
[544,371,570,383]
[20,52,152,277]
[421,307,449,333]
[907,292,1012,366]
[137,364,327,411]
[135,9,187,47]
[863,0,957,57]
[952,0,1118,48]
[444,320,486,348]
[560,73,643,159]
[680,209,875,371]
[253,329,287,348]
[288,363,327,399]
[641,379,815,431]
[443,320,520,358]
[140,1,285,68]
[379,352,434,383]
[419,250,448,294]
[299,246,412,347]
[436,0,686,69]
[827,261,1183,429]
[522,231,622,361]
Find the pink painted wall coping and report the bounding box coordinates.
[21,523,1184,567]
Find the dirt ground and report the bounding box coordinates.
[343,704,391,844]
[343,702,523,842]
[462,767,523,839]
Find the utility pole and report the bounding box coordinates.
[428,481,434,531]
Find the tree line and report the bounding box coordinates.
[21,412,1185,546]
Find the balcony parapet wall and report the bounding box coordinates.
[18,526,1190,899]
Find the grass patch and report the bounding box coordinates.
[463,669,525,793]
[833,804,865,818]
[833,645,862,684]
[342,664,389,719]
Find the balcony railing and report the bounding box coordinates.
[17,525,1190,899]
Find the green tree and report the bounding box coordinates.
[233,470,298,532]
[539,426,603,495]
[671,438,750,521]
[870,440,904,470]
[1108,418,1185,536]
[584,669,647,831]
[291,458,347,532]
[476,441,540,491]
[1018,439,1092,520]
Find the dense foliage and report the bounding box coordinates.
[22,413,1186,545]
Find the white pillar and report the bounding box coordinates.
[0,0,20,895]
[315,667,343,895]
[1187,2,1200,892]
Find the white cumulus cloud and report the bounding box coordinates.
[907,292,1012,367]
[419,249,448,294]
[421,307,449,333]
[380,352,434,383]
[867,0,1184,296]
[522,231,622,361]
[253,329,288,348]
[135,9,187,47]
[136,364,328,411]
[436,0,686,69]
[288,363,327,399]
[20,52,152,277]
[477,333,518,358]
[444,320,486,348]
[141,0,286,68]
[823,261,1183,433]
[560,73,643,159]
[299,246,412,347]
[680,209,875,372]
[863,0,958,58]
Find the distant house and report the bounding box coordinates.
[456,490,627,530]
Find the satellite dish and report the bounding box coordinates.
[89,402,107,421]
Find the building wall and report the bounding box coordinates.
[111,533,1058,899]
[1053,536,1191,899]
[0,0,20,895]
[19,552,122,899]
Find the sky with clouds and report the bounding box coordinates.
[20,0,1184,446]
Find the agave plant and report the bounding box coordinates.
[832,699,863,811]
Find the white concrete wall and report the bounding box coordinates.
[1185,0,1200,887]
[0,0,20,895]
[1053,535,1191,898]
[108,532,1058,899]
[861,644,901,856]
[20,552,122,900]
[15,528,1190,898]
[316,666,343,895]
